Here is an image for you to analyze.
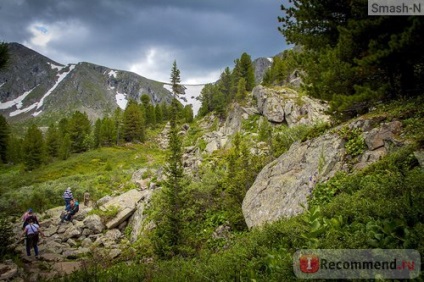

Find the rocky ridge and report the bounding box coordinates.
[5,184,155,281]
[0,43,173,124]
[242,117,405,228]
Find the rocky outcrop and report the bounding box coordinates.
[128,189,154,242]
[242,133,346,228]
[10,187,155,280]
[252,57,273,84]
[242,119,404,228]
[100,189,144,229]
[252,85,330,127]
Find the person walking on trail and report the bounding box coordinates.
[21,208,39,230]
[22,217,45,259]
[63,187,73,208]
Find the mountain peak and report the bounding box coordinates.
[0,43,174,124]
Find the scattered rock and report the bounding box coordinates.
[0,261,18,281]
[83,214,104,234]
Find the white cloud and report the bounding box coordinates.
[129,46,220,85]
[23,20,89,63]
[26,23,53,47]
[129,47,174,83]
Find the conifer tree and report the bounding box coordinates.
[22,124,45,170]
[160,102,169,121]
[59,134,71,160]
[236,78,247,101]
[223,133,251,230]
[220,67,234,102]
[6,135,22,164]
[239,52,256,91]
[0,42,9,70]
[113,108,123,145]
[0,115,9,163]
[68,111,91,153]
[100,117,117,146]
[153,60,185,258]
[147,104,156,127]
[122,100,145,142]
[279,0,424,116]
[155,104,163,123]
[93,119,102,148]
[45,123,60,158]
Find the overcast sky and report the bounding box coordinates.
[0,0,289,84]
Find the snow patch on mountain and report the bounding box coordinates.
[7,64,76,117]
[108,70,118,78]
[0,87,37,110]
[35,64,76,111]
[163,84,204,116]
[47,62,65,71]
[116,92,128,110]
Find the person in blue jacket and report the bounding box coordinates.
[62,187,73,208]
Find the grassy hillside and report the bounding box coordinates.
[0,141,166,216]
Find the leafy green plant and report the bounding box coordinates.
[338,126,366,157]
[366,219,411,248]
[309,172,349,207]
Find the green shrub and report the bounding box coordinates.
[0,217,15,260]
[337,126,366,157]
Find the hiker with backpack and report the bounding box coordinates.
[63,187,73,208]
[22,208,39,230]
[22,217,45,259]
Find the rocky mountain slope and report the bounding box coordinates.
[0,43,276,125]
[0,43,173,124]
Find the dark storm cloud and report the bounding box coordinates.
[0,0,288,83]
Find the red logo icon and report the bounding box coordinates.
[299,254,320,273]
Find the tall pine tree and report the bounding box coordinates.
[279,0,424,116]
[153,60,185,258]
[68,111,91,153]
[45,123,60,158]
[23,124,45,170]
[0,115,9,163]
[122,100,145,142]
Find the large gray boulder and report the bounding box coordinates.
[242,119,405,229]
[252,85,329,127]
[242,133,345,228]
[83,214,105,234]
[128,189,153,242]
[100,189,144,229]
